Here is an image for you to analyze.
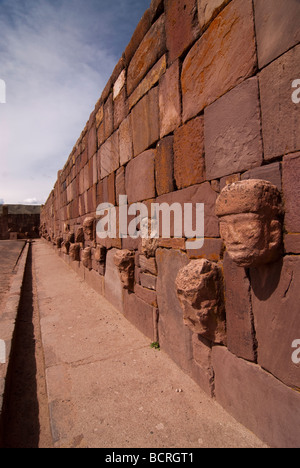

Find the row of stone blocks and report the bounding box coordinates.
[43,0,300,228]
[42,177,300,447]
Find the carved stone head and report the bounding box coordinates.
[114,249,135,291]
[81,247,92,269]
[69,243,81,262]
[176,259,226,344]
[216,180,283,268]
[83,217,95,241]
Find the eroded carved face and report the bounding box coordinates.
[83,217,95,241]
[219,212,282,268]
[176,259,226,344]
[216,180,283,268]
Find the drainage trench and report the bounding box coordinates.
[0,242,52,448]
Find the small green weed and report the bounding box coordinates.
[150,341,160,351]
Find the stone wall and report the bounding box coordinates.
[40,0,300,448]
[0,205,40,240]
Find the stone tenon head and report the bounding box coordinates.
[216,179,283,268]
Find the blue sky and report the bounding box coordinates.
[0,0,150,205]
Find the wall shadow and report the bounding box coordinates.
[0,244,40,448]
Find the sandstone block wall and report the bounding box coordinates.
[0,205,40,240]
[40,0,300,448]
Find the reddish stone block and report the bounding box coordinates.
[125,150,155,204]
[134,283,157,307]
[87,124,97,159]
[102,173,115,206]
[204,78,263,180]
[124,9,151,65]
[119,115,133,166]
[173,116,205,190]
[282,152,300,233]
[115,167,126,205]
[97,122,105,147]
[123,291,158,341]
[284,234,300,254]
[159,60,181,137]
[181,0,257,121]
[104,93,114,140]
[155,136,175,196]
[156,248,193,374]
[127,15,166,96]
[250,256,300,389]
[254,0,300,68]
[198,0,231,31]
[187,238,223,261]
[191,334,214,396]
[241,162,282,191]
[139,254,157,275]
[113,87,128,131]
[104,248,124,313]
[131,87,160,156]
[150,0,164,23]
[223,253,256,362]
[259,45,300,160]
[156,182,219,238]
[212,346,300,448]
[100,131,119,179]
[140,272,157,291]
[129,55,167,111]
[165,0,199,63]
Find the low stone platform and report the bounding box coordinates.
[0,241,26,310]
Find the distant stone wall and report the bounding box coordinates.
[40,0,300,448]
[0,205,40,240]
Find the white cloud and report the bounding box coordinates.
[0,0,134,204]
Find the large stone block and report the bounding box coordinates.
[241,162,282,191]
[123,291,158,341]
[100,131,119,179]
[128,55,167,111]
[181,0,257,122]
[155,136,175,196]
[259,45,300,160]
[223,253,256,361]
[104,248,124,313]
[282,152,300,233]
[104,93,114,140]
[125,150,155,204]
[131,87,160,157]
[204,78,263,180]
[212,346,300,448]
[250,256,300,389]
[165,0,199,63]
[156,182,219,238]
[159,60,181,138]
[156,248,193,373]
[127,15,166,96]
[254,0,300,68]
[173,116,205,190]
[87,124,97,159]
[119,115,133,166]
[197,0,231,31]
[124,9,151,65]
